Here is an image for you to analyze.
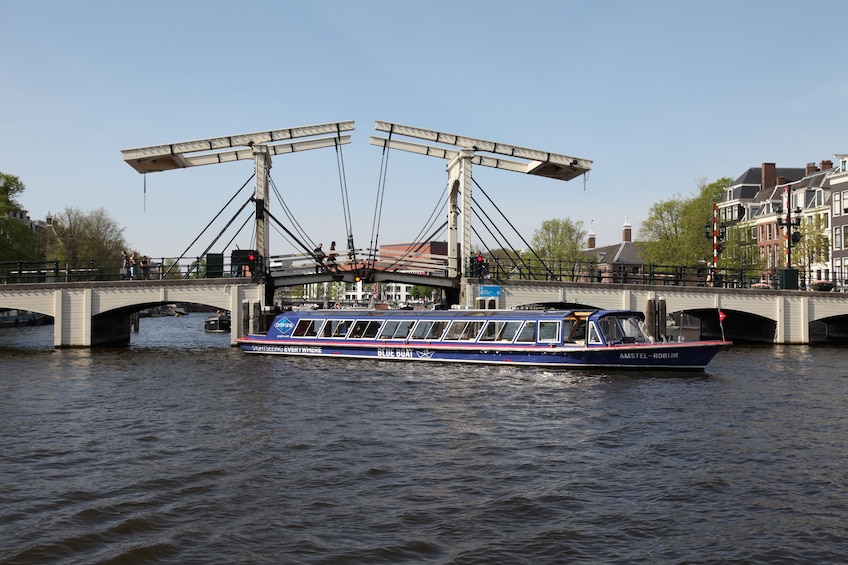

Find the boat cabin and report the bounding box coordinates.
[279,309,651,347]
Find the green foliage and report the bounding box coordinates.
[0,172,41,261]
[409,285,435,300]
[51,206,128,266]
[532,218,587,261]
[795,213,830,279]
[0,173,26,214]
[0,218,41,261]
[638,177,732,266]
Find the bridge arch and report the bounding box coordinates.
[0,280,264,347]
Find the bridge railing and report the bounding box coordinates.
[483,259,840,290]
[268,249,451,278]
[0,257,262,284]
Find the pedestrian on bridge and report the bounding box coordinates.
[120,250,129,280]
[327,241,337,270]
[129,252,139,280]
[140,255,150,280]
[314,243,326,273]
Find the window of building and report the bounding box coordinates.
[835,226,842,251]
[835,192,842,217]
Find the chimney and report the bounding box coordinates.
[777,176,786,186]
[622,217,632,243]
[761,163,776,189]
[806,162,818,175]
[587,223,596,249]
[821,159,833,171]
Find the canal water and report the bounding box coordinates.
[2,316,847,563]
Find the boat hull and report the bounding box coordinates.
[237,308,729,370]
[238,337,727,370]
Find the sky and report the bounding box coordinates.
[2,0,847,261]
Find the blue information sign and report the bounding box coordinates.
[479,285,501,298]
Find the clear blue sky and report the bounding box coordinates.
[2,0,846,259]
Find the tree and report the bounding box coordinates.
[51,206,129,266]
[0,173,26,214]
[795,213,830,282]
[638,177,731,266]
[0,172,41,261]
[530,218,591,278]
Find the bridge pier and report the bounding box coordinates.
[92,311,132,346]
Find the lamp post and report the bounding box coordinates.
[776,207,802,268]
[776,183,802,289]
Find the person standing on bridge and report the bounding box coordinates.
[129,252,139,280]
[140,255,150,280]
[120,250,129,280]
[327,241,337,270]
[314,243,326,273]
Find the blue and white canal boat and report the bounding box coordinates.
[237,308,729,370]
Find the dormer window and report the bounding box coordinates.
[842,159,848,172]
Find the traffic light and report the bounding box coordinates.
[231,250,258,277]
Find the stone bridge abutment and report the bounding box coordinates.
[0,279,266,347]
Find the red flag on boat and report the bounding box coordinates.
[718,310,726,322]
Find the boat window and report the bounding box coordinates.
[378,320,399,339]
[566,319,587,342]
[515,321,537,343]
[479,320,500,341]
[617,315,648,343]
[538,321,560,343]
[462,321,484,340]
[498,321,522,342]
[392,320,415,339]
[444,320,485,341]
[587,323,604,345]
[349,319,382,339]
[597,317,625,344]
[444,321,469,340]
[323,319,354,338]
[293,319,321,337]
[426,321,449,340]
[362,320,382,338]
[411,321,433,339]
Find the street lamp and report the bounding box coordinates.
[776,206,802,268]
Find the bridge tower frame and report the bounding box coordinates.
[122,121,354,268]
[370,121,592,278]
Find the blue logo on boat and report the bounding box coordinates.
[273,317,295,335]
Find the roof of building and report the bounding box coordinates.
[583,241,643,265]
[731,166,806,186]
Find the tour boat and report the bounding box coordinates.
[237,308,730,370]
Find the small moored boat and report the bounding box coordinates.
[205,312,231,332]
[237,308,730,370]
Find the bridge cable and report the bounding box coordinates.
[472,176,555,279]
[469,204,533,278]
[367,126,393,270]
[165,174,255,278]
[268,175,319,251]
[378,187,450,272]
[333,126,359,269]
[178,196,254,278]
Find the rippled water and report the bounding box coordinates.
[2,317,848,563]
